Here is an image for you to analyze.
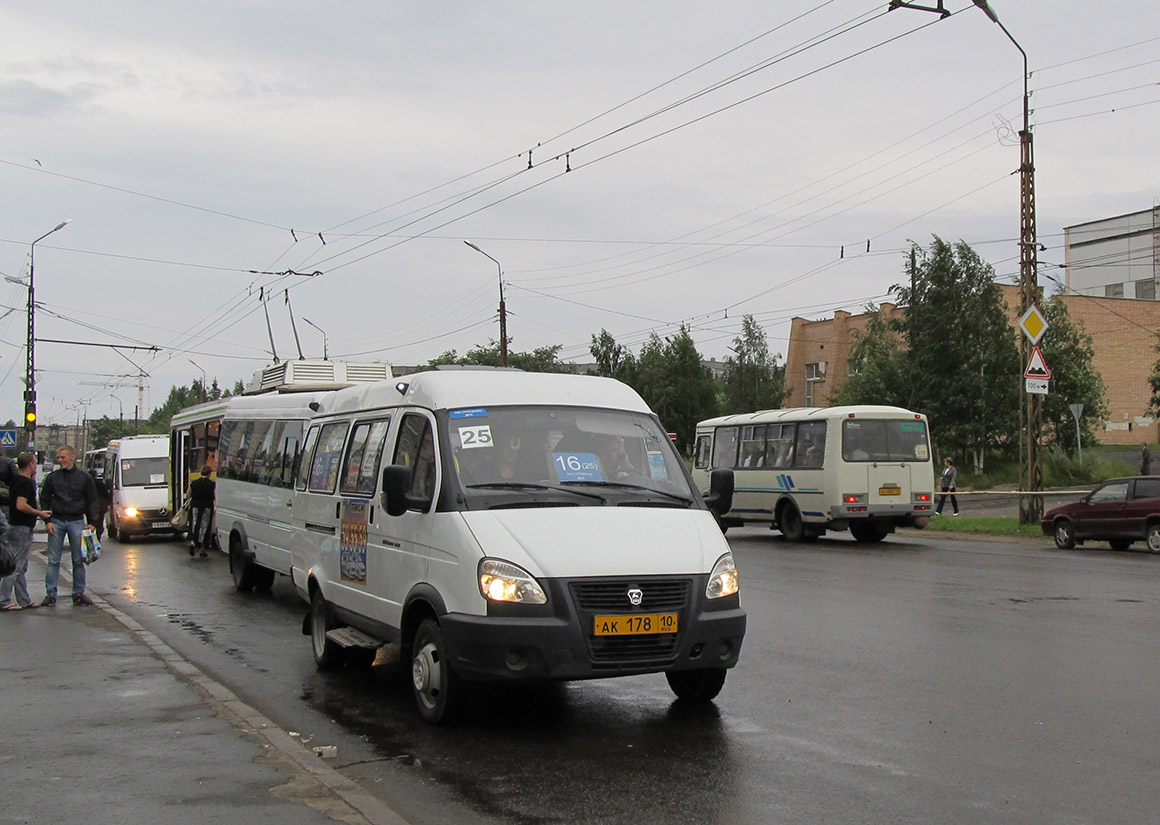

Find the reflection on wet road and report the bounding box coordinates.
[87,530,1160,825]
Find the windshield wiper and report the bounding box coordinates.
[466,482,606,503]
[561,480,693,504]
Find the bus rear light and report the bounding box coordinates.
[843,493,865,505]
[913,493,931,502]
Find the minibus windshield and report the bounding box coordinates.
[120,457,168,486]
[445,405,697,508]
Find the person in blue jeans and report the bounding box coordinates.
[39,444,100,606]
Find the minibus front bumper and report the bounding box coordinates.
[440,578,745,683]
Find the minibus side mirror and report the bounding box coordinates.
[381,465,412,517]
[704,468,734,517]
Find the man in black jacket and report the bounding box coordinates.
[39,444,99,606]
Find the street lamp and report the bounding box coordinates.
[464,241,508,367]
[189,359,207,401]
[25,219,71,450]
[301,317,328,361]
[971,0,1043,525]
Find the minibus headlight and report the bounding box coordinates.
[478,559,547,605]
[706,552,739,599]
[123,507,139,518]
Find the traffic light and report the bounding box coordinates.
[24,402,36,427]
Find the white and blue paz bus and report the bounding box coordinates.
[289,369,743,723]
[692,406,934,543]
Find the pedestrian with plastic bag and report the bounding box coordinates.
[39,445,100,606]
[187,465,215,558]
[0,453,53,610]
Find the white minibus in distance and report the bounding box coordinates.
[290,369,743,724]
[691,406,934,542]
[106,435,172,541]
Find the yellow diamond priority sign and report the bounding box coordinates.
[1019,304,1048,345]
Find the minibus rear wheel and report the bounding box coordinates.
[310,589,346,671]
[411,618,464,724]
[666,668,727,702]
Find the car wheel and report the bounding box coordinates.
[1053,520,1076,550]
[1109,538,1133,552]
[230,537,256,592]
[1146,523,1160,554]
[666,668,728,702]
[411,618,464,725]
[253,566,276,591]
[310,589,346,671]
[779,502,806,542]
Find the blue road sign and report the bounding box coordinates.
[0,429,17,449]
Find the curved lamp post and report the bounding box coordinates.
[25,219,71,449]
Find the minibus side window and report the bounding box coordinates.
[270,421,304,489]
[739,425,766,468]
[295,427,320,492]
[341,419,391,496]
[394,414,436,504]
[308,422,350,494]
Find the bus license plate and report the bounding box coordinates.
[594,613,678,636]
[878,485,901,496]
[152,521,171,529]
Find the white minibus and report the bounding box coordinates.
[106,435,172,541]
[290,369,743,723]
[691,406,934,542]
[211,391,332,591]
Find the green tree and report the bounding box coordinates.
[892,237,1021,471]
[826,304,912,407]
[146,384,205,433]
[722,315,786,413]
[590,329,636,382]
[1039,293,1107,452]
[426,341,571,373]
[632,326,719,454]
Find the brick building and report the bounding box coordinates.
[784,285,1158,446]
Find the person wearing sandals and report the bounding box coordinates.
[187,465,215,558]
[39,445,100,607]
[1,453,52,611]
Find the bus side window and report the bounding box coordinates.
[765,424,795,469]
[794,421,826,468]
[712,427,739,469]
[693,435,712,470]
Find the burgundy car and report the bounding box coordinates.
[1041,476,1160,552]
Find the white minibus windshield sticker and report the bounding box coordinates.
[449,408,488,420]
[552,452,602,482]
[150,473,165,484]
[458,425,493,449]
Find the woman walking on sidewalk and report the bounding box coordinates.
[935,457,959,516]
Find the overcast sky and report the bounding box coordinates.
[1,0,1157,427]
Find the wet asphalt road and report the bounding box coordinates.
[82,527,1159,825]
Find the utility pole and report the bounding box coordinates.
[894,0,1043,524]
[464,241,509,367]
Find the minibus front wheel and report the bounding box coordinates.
[310,589,346,671]
[666,668,727,702]
[411,618,464,725]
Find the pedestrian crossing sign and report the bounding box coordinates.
[0,429,17,448]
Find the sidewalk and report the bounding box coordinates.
[0,542,407,825]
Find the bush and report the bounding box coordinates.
[1042,445,1133,487]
